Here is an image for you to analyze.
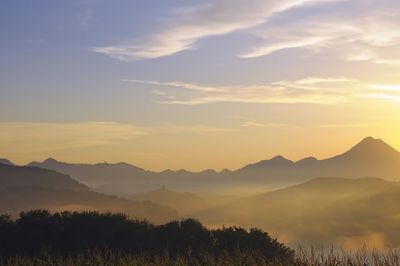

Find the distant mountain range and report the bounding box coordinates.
[24,137,400,194]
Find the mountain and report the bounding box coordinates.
[28,158,222,194]
[27,137,400,194]
[196,177,400,248]
[130,186,204,215]
[28,158,148,187]
[130,186,240,216]
[0,186,178,223]
[0,158,14,166]
[0,163,178,223]
[0,163,88,191]
[230,136,400,184]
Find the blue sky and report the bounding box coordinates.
[1,0,400,170]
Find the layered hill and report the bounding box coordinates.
[0,162,178,223]
[0,163,88,191]
[196,177,400,248]
[130,186,240,215]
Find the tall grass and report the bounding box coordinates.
[1,248,399,266]
[296,246,399,266]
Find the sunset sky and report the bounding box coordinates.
[1,0,400,171]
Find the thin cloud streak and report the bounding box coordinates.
[122,79,226,92]
[93,0,330,60]
[125,77,364,105]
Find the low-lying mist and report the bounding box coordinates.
[132,178,400,251]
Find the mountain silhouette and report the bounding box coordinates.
[230,136,400,184]
[0,163,178,223]
[0,186,178,223]
[27,137,400,194]
[328,136,400,162]
[0,163,88,191]
[0,158,14,166]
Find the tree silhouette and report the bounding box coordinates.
[0,210,294,262]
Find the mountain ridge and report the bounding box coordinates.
[10,136,400,194]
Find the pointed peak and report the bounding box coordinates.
[361,136,376,142]
[358,136,381,145]
[270,155,291,162]
[43,157,60,164]
[341,136,399,158]
[353,136,391,149]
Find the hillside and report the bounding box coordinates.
[196,177,400,248]
[130,186,241,215]
[0,186,178,224]
[0,162,178,223]
[0,163,88,191]
[0,159,14,166]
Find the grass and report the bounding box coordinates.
[0,248,399,266]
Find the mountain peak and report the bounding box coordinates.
[271,155,290,162]
[339,136,399,160]
[353,136,395,151]
[43,157,60,164]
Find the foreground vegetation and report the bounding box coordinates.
[1,249,400,266]
[0,210,293,264]
[0,210,398,265]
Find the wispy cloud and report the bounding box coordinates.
[232,116,292,128]
[365,84,400,103]
[93,0,328,60]
[122,79,225,92]
[240,1,400,63]
[124,77,363,105]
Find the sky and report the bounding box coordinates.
[1,0,400,171]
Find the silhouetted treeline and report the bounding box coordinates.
[0,210,294,262]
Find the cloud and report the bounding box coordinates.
[241,36,331,58]
[92,0,400,68]
[93,0,328,60]
[122,79,225,92]
[240,0,400,62]
[365,84,400,103]
[127,77,400,105]
[232,116,292,128]
[124,77,363,105]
